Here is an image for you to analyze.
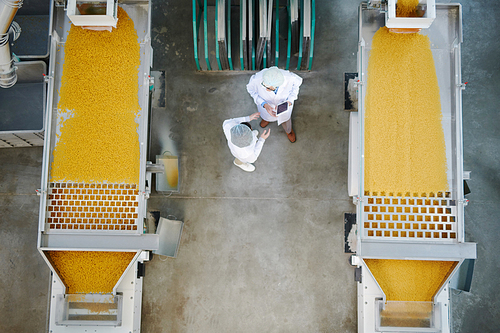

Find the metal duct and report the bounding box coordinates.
[0,0,23,88]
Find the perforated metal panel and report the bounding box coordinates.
[45,182,139,233]
[362,193,457,240]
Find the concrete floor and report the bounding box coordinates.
[0,0,499,332]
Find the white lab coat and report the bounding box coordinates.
[246,68,303,125]
[223,116,266,164]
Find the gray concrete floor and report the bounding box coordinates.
[449,1,500,332]
[0,0,499,332]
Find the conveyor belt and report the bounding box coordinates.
[37,2,156,332]
[355,3,466,244]
[351,4,476,333]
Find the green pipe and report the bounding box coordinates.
[275,0,279,66]
[263,40,267,68]
[215,0,222,70]
[308,0,315,70]
[240,0,244,70]
[192,0,200,70]
[286,3,291,70]
[227,0,233,70]
[296,0,304,70]
[204,0,211,70]
[251,0,255,70]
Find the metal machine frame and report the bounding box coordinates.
[67,0,118,27]
[349,3,476,332]
[386,0,436,30]
[36,1,158,331]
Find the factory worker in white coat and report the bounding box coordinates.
[246,66,303,143]
[223,112,271,172]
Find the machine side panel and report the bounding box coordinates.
[40,234,159,251]
[348,112,359,197]
[359,241,476,260]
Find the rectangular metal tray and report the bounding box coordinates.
[38,2,152,239]
[355,4,466,245]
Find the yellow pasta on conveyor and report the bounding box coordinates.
[50,7,140,184]
[365,259,457,302]
[364,27,448,196]
[396,0,419,17]
[46,251,136,294]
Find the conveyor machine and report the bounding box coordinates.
[348,2,476,332]
[36,1,158,332]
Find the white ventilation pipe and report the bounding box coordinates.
[0,0,23,89]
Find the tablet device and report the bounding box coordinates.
[277,102,288,115]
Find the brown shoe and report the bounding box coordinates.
[287,129,296,143]
[260,120,269,128]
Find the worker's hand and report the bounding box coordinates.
[287,101,292,106]
[249,112,260,121]
[263,103,276,117]
[260,128,271,140]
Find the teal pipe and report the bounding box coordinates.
[263,40,267,68]
[286,3,291,70]
[227,0,233,70]
[275,0,279,66]
[296,0,304,70]
[251,0,255,70]
[240,0,244,70]
[203,0,211,70]
[192,0,200,70]
[308,0,315,70]
[215,0,222,70]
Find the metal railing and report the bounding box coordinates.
[192,0,315,71]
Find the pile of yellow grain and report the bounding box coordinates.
[396,0,419,17]
[46,251,136,294]
[364,27,448,196]
[50,7,140,184]
[365,259,457,301]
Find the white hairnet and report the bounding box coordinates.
[230,124,253,148]
[262,67,284,87]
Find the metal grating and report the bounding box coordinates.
[46,182,139,232]
[362,192,457,240]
